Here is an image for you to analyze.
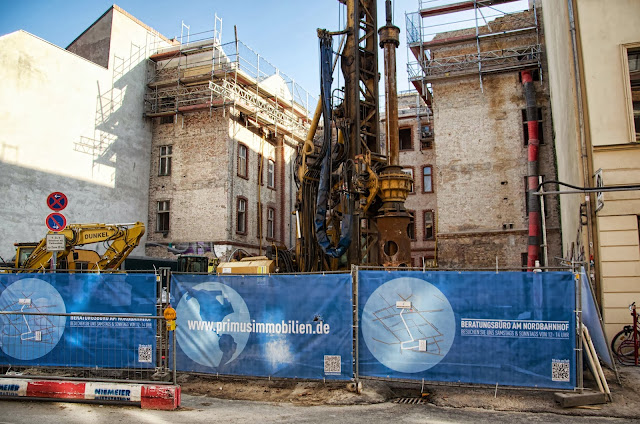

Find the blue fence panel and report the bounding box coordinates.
[171,273,352,380]
[0,273,157,368]
[358,270,576,389]
[581,270,613,368]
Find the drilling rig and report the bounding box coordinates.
[294,0,413,272]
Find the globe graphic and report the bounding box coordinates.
[0,278,66,360]
[176,282,250,368]
[362,277,455,373]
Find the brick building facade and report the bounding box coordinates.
[406,4,562,269]
[144,39,310,261]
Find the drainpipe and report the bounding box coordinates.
[522,70,540,269]
[568,0,599,300]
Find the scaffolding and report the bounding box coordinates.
[406,0,542,104]
[144,27,316,142]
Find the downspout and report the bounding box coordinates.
[568,0,599,299]
[522,70,541,269]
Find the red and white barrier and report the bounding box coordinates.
[0,378,180,410]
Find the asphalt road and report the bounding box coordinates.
[0,395,631,424]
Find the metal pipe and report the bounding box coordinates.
[568,0,598,298]
[539,176,548,271]
[379,0,400,166]
[522,70,540,269]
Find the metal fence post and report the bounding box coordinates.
[157,267,171,373]
[574,263,584,393]
[173,328,177,386]
[352,264,359,384]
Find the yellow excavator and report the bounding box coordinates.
[1,222,145,272]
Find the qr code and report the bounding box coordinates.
[138,344,152,363]
[324,355,341,374]
[552,359,570,382]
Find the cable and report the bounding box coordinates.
[537,180,640,193]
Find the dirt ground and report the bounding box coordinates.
[178,365,640,419]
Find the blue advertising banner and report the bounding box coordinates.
[358,270,576,389]
[171,273,352,380]
[0,273,157,368]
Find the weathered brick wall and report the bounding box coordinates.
[146,108,298,259]
[433,72,561,268]
[147,110,230,258]
[395,93,438,267]
[437,229,562,269]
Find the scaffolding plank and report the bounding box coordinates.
[418,59,539,83]
[149,50,182,62]
[419,0,519,17]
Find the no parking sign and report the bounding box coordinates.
[46,213,67,232]
[45,192,68,232]
[46,192,68,211]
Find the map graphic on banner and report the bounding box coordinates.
[0,273,157,369]
[175,282,251,368]
[359,271,576,389]
[0,278,66,360]
[362,277,456,373]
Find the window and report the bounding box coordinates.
[521,252,528,269]
[160,115,174,125]
[158,145,172,176]
[238,144,248,178]
[424,210,435,240]
[422,166,433,193]
[402,168,414,193]
[236,197,247,234]
[625,46,640,141]
[399,128,412,150]
[267,207,275,239]
[521,108,545,145]
[407,210,416,240]
[267,159,275,188]
[156,201,170,233]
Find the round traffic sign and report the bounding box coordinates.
[46,213,67,232]
[47,192,68,211]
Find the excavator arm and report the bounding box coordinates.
[20,222,145,272]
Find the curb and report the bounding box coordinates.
[0,378,181,410]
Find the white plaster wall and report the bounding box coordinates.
[0,9,169,260]
[540,0,585,260]
[576,0,640,146]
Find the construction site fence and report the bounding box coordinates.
[0,273,176,385]
[0,268,601,392]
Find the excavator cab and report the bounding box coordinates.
[15,243,37,268]
[177,255,210,273]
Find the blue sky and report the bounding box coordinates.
[0,0,528,97]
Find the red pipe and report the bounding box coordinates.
[522,70,540,270]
